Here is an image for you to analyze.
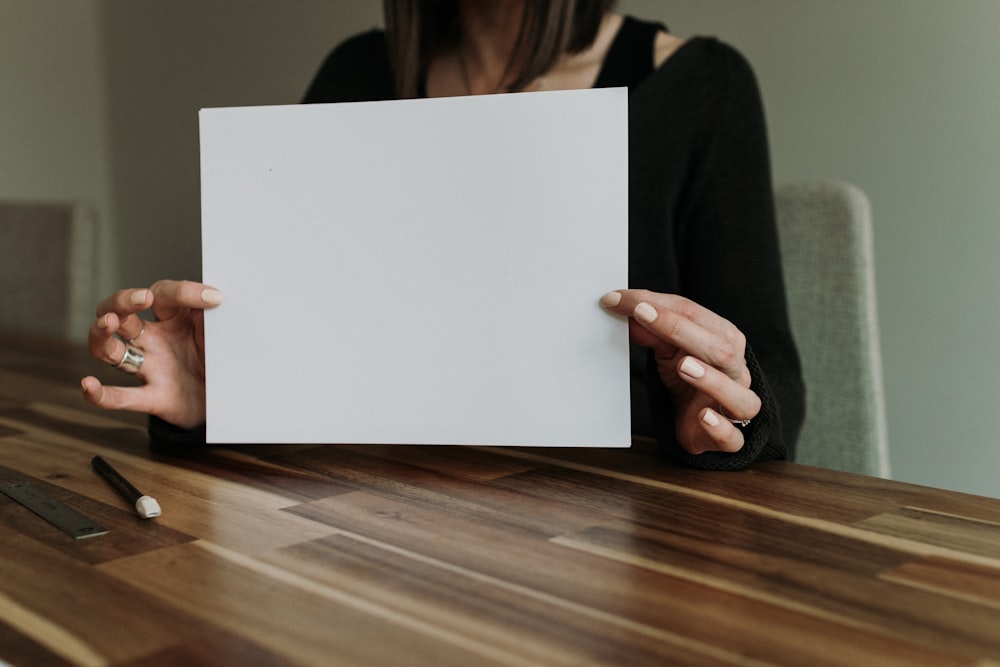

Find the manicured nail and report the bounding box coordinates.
[201,289,223,305]
[130,289,148,305]
[703,410,720,427]
[98,314,110,329]
[633,302,658,324]
[680,357,706,379]
[600,291,622,307]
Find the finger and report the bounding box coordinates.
[697,407,746,453]
[88,312,124,365]
[105,339,130,369]
[603,290,747,382]
[81,376,153,414]
[602,290,737,341]
[602,289,734,347]
[95,288,152,340]
[88,316,145,372]
[635,301,746,382]
[677,356,760,421]
[601,292,674,353]
[150,280,223,321]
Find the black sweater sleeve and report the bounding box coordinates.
[149,415,207,446]
[636,39,805,469]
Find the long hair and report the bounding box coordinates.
[383,0,617,99]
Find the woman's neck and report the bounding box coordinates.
[426,5,623,98]
[457,0,527,94]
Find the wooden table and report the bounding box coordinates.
[2,332,1000,666]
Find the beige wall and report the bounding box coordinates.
[101,0,382,288]
[4,1,1000,497]
[0,0,115,295]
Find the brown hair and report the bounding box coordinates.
[383,0,617,98]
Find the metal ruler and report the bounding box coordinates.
[1,480,107,539]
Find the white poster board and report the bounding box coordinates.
[200,88,630,446]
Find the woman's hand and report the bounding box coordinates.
[601,289,761,455]
[81,280,223,429]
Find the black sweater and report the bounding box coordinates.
[155,17,804,469]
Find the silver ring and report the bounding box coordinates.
[115,345,144,374]
[719,405,751,428]
[127,326,145,346]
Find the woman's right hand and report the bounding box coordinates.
[81,280,223,429]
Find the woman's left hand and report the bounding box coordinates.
[601,289,761,455]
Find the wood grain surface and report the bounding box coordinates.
[2,332,999,666]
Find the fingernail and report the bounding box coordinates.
[703,410,720,427]
[633,302,658,324]
[600,291,622,307]
[98,314,109,329]
[680,357,706,379]
[201,289,223,305]
[130,289,148,305]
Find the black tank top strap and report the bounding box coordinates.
[593,16,668,90]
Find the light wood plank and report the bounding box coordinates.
[98,541,538,667]
[881,556,1000,610]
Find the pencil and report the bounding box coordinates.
[91,455,162,519]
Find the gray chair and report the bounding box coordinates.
[0,200,98,342]
[774,181,890,477]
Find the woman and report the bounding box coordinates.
[82,0,804,470]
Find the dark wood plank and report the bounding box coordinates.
[0,619,76,667]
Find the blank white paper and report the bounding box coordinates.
[200,88,630,446]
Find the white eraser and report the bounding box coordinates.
[135,496,162,519]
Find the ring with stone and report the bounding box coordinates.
[719,405,751,428]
